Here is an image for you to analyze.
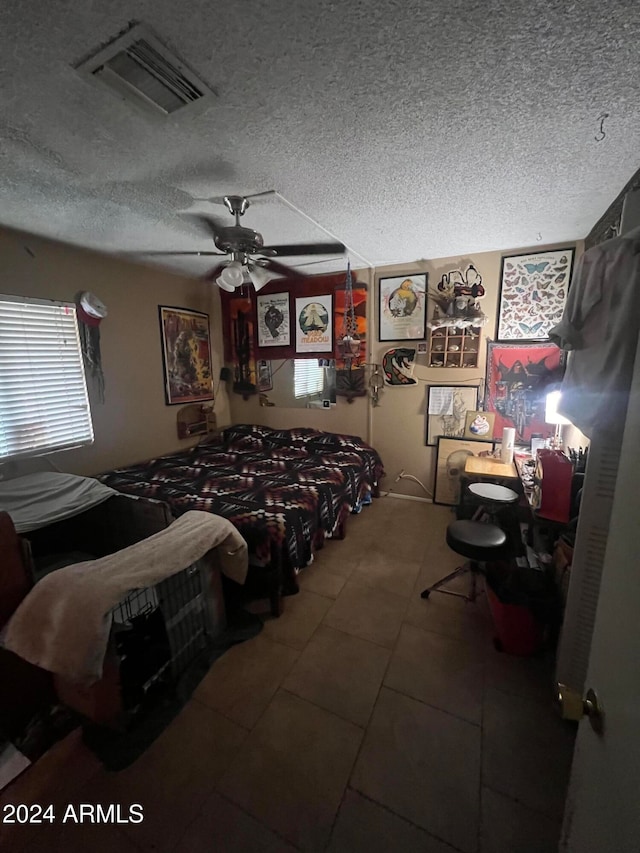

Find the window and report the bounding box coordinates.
[0,296,94,459]
[294,359,324,398]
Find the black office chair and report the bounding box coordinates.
[421,519,510,602]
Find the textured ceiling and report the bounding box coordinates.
[1,0,639,278]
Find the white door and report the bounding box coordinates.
[560,341,640,852]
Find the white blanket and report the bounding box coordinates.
[1,511,248,684]
[0,471,117,533]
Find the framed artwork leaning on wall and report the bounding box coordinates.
[463,410,496,440]
[434,436,495,506]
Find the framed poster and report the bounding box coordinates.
[463,410,496,440]
[425,385,479,446]
[257,292,290,347]
[497,248,574,340]
[295,295,333,353]
[378,273,427,341]
[434,436,495,506]
[158,306,214,405]
[485,340,564,444]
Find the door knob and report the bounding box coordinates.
[555,684,604,734]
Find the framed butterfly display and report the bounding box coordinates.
[497,248,575,341]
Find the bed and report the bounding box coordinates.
[99,424,384,613]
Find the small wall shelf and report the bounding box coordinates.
[176,405,217,439]
[428,326,481,368]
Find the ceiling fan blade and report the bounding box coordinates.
[123,250,225,256]
[189,195,229,206]
[294,258,344,267]
[261,241,346,257]
[260,258,311,278]
[182,212,227,240]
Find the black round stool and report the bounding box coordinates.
[420,519,509,602]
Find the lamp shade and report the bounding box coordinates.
[545,390,571,426]
[215,274,237,292]
[247,263,277,291]
[217,261,244,290]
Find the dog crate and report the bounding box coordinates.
[54,555,226,729]
[111,558,224,705]
[17,494,226,728]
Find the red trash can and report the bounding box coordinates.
[485,582,544,656]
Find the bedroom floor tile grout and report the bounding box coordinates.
[340,787,466,853]
[315,615,404,652]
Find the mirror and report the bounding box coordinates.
[258,359,336,408]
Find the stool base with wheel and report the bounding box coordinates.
[421,519,509,603]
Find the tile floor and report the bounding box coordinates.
[0,498,576,852]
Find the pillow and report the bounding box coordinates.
[224,424,274,451]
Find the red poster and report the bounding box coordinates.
[485,341,564,444]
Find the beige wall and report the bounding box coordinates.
[0,226,230,476]
[230,243,583,498]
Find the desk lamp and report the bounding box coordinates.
[545,390,571,449]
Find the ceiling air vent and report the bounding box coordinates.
[76,24,216,117]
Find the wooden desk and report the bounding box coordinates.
[459,454,521,520]
[464,455,518,480]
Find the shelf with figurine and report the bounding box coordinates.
[428,325,482,367]
[427,263,488,367]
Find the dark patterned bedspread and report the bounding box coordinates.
[99,425,384,589]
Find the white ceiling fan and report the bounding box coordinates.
[132,195,346,291]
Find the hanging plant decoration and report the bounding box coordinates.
[336,262,361,365]
[335,262,367,402]
[75,291,107,402]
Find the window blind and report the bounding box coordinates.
[0,296,94,459]
[294,359,324,398]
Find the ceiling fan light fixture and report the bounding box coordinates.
[247,263,277,291]
[217,260,244,289]
[215,275,237,292]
